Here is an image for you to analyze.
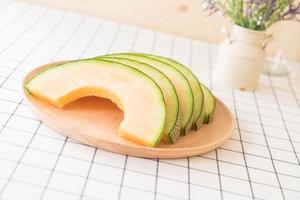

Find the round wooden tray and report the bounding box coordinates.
[23,62,234,158]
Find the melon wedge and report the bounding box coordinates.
[98,57,181,143]
[135,53,205,129]
[201,84,216,124]
[25,59,166,147]
[99,54,194,135]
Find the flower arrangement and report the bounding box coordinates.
[202,0,300,30]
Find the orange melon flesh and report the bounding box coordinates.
[98,57,181,143]
[101,54,194,135]
[25,59,166,147]
[137,54,205,129]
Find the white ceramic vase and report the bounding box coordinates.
[214,25,268,90]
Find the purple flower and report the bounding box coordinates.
[201,0,300,30]
[201,0,220,14]
[282,3,300,20]
[246,6,252,17]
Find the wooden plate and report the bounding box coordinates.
[23,62,234,158]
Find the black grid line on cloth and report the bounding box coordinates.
[37,132,68,199]
[130,27,161,200]
[0,99,23,136]
[228,97,300,118]
[106,23,121,54]
[0,7,51,87]
[232,90,272,199]
[96,21,124,199]
[0,86,295,136]
[187,157,191,200]
[0,6,49,62]
[268,76,300,165]
[77,19,103,59]
[0,96,25,105]
[0,3,29,32]
[0,1,296,199]
[229,138,300,153]
[0,64,298,191]
[0,144,298,200]
[215,150,224,200]
[150,30,160,200]
[235,107,300,125]
[287,76,300,108]
[0,161,266,200]
[117,157,127,200]
[0,87,19,93]
[117,23,139,200]
[252,91,285,199]
[38,14,86,199]
[1,136,300,192]
[68,20,131,200]
[190,41,219,199]
[209,44,225,200]
[0,146,298,198]
[187,38,193,200]
[153,158,159,200]
[0,5,41,116]
[202,152,300,180]
[169,34,190,200]
[0,11,68,107]
[217,147,300,166]
[0,176,194,200]
[238,127,300,142]
[215,85,299,107]
[229,117,299,133]
[207,42,224,200]
[1,89,300,122]
[74,19,104,199]
[46,15,86,61]
[79,148,97,200]
[0,121,42,197]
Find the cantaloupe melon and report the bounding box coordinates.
[25,59,167,147]
[201,84,216,124]
[98,57,181,143]
[150,55,215,125]
[99,54,194,135]
[135,53,205,129]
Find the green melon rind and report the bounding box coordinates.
[25,59,167,147]
[97,57,182,144]
[135,53,205,130]
[97,54,194,135]
[201,84,216,124]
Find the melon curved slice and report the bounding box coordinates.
[99,57,181,143]
[25,59,166,147]
[100,54,194,135]
[135,53,205,129]
[201,84,216,124]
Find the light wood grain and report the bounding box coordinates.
[23,62,234,158]
[21,0,300,60]
[22,0,229,42]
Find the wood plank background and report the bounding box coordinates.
[21,0,298,61]
[21,0,234,42]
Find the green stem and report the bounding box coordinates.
[264,0,273,21]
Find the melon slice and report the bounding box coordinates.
[99,54,194,135]
[201,84,216,124]
[98,57,181,143]
[136,53,205,129]
[25,59,166,147]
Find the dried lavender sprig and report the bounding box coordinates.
[202,0,300,30]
